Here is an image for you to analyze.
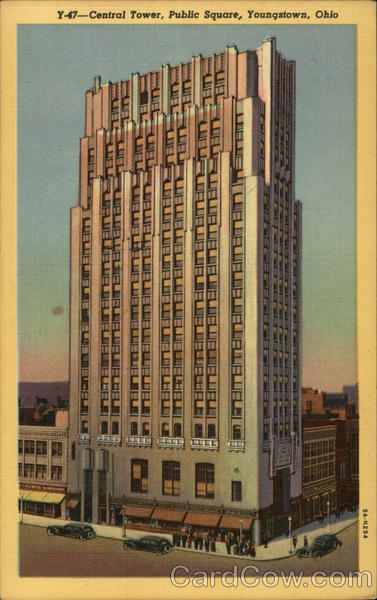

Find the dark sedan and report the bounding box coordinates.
[296,534,342,559]
[123,535,172,554]
[47,523,96,541]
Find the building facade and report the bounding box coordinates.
[18,411,69,518]
[302,419,337,524]
[68,38,302,544]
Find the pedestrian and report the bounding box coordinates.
[181,531,187,548]
[293,535,298,550]
[263,536,268,548]
[303,535,308,548]
[250,542,256,558]
[198,532,203,550]
[225,534,231,555]
[193,530,199,550]
[204,534,210,553]
[210,537,216,553]
[187,534,192,549]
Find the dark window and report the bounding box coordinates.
[131,459,148,493]
[232,480,242,502]
[131,422,138,435]
[18,440,23,454]
[142,422,150,435]
[208,424,216,438]
[112,421,119,435]
[36,441,47,455]
[52,442,62,456]
[71,442,76,460]
[194,423,203,438]
[140,91,148,105]
[162,461,180,496]
[233,425,241,440]
[101,421,108,435]
[173,422,182,437]
[195,463,215,499]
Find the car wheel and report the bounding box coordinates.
[297,554,303,559]
[314,554,322,560]
[47,528,55,536]
[162,545,172,554]
[79,533,85,541]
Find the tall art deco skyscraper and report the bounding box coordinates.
[68,37,302,544]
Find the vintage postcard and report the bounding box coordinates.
[0,0,376,598]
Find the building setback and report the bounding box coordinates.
[68,38,302,544]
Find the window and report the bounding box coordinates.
[233,425,241,440]
[142,422,150,436]
[71,442,76,460]
[161,422,169,436]
[195,463,215,498]
[52,442,62,457]
[130,422,138,435]
[131,459,148,493]
[339,459,347,479]
[208,424,216,438]
[101,421,108,435]
[36,464,47,480]
[232,481,242,502]
[112,421,119,435]
[51,466,62,481]
[173,423,182,438]
[24,463,34,478]
[18,440,23,454]
[36,441,47,455]
[162,461,180,496]
[194,423,203,438]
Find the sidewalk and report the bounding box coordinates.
[21,510,358,562]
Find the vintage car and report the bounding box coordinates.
[123,535,172,554]
[296,534,342,559]
[47,523,96,540]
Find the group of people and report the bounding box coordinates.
[172,529,258,557]
[172,529,218,552]
[225,533,256,557]
[292,534,308,550]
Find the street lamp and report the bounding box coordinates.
[239,519,243,543]
[326,500,330,532]
[122,505,126,538]
[288,515,292,553]
[20,494,24,523]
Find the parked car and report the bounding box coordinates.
[296,534,342,559]
[123,535,172,554]
[47,523,96,541]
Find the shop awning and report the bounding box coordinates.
[219,515,253,530]
[184,512,220,527]
[20,491,65,504]
[124,505,153,518]
[151,508,186,522]
[67,498,80,510]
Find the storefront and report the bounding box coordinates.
[19,485,66,518]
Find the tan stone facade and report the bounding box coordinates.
[68,38,302,543]
[19,418,68,518]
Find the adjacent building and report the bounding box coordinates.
[68,38,302,544]
[18,410,69,518]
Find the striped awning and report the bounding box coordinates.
[219,515,253,530]
[20,491,65,504]
[124,505,153,518]
[184,512,220,527]
[151,508,186,522]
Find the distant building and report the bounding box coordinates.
[322,392,348,409]
[343,384,358,411]
[302,387,324,415]
[18,410,69,519]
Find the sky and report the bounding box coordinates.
[18,25,356,390]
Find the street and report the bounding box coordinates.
[20,522,358,578]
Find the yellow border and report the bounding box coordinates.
[1,1,376,598]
